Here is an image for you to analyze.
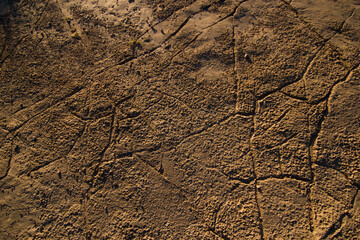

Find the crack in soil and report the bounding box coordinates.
[249,100,265,239]
[0,0,51,66]
[0,137,14,181]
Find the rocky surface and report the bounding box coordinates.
[0,0,359,239]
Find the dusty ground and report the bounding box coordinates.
[0,0,360,239]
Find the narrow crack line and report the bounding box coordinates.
[257,107,291,134]
[95,23,194,75]
[95,49,151,76]
[224,173,255,185]
[95,14,198,76]
[314,163,360,190]
[115,94,135,107]
[0,98,42,121]
[200,0,250,32]
[0,137,14,181]
[157,33,201,72]
[96,0,249,77]
[133,153,188,196]
[277,131,298,147]
[350,189,358,207]
[82,143,162,199]
[134,150,243,240]
[65,122,88,157]
[257,44,325,101]
[304,67,357,235]
[257,174,311,183]
[0,0,51,66]
[307,70,352,106]
[69,111,89,121]
[320,187,350,208]
[95,32,184,76]
[10,134,41,152]
[338,8,356,33]
[249,123,266,240]
[83,186,90,239]
[155,89,198,118]
[320,211,350,240]
[10,108,49,135]
[0,126,9,133]
[173,112,239,148]
[156,0,246,45]
[19,122,88,176]
[96,146,162,175]
[130,96,164,118]
[8,86,84,134]
[254,131,298,156]
[330,228,346,239]
[209,180,255,240]
[78,116,113,240]
[25,160,57,177]
[309,111,327,154]
[205,166,255,184]
[0,34,7,61]
[207,227,230,240]
[109,109,117,148]
[280,0,328,43]
[280,0,357,63]
[0,35,29,65]
[104,86,127,114]
[212,200,224,231]
[114,144,162,160]
[137,0,204,39]
[232,21,236,75]
[105,88,134,108]
[33,0,51,27]
[232,11,239,114]
[327,7,356,42]
[204,201,233,240]
[308,68,354,153]
[164,15,192,42]
[254,179,265,240]
[78,112,116,124]
[279,90,308,102]
[132,153,209,220]
[90,107,117,180]
[306,104,315,234]
[113,104,246,156]
[249,116,257,179]
[249,102,265,240]
[307,65,359,230]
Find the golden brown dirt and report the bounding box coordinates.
[0,0,359,239]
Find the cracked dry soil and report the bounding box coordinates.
[0,0,360,239]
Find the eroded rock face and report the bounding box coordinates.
[0,0,359,239]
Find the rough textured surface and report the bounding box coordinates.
[1,0,359,239]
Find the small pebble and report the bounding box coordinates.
[244,53,252,63]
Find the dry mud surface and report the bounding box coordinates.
[1,0,360,239]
